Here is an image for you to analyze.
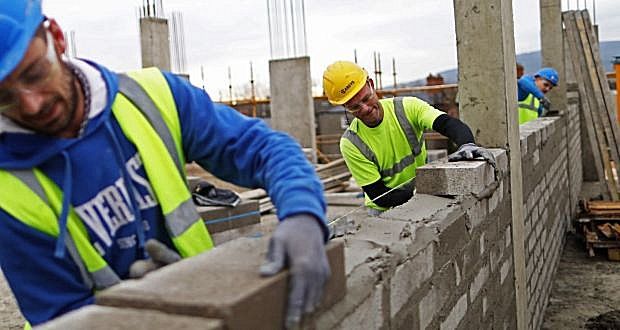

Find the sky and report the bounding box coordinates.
[42,0,620,100]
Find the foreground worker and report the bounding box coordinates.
[518,67,559,124]
[323,61,496,214]
[0,1,329,327]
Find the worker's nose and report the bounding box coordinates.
[358,102,372,114]
[16,90,46,116]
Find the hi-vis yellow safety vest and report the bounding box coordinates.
[518,93,540,125]
[0,68,213,292]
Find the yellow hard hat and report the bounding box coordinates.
[322,61,368,105]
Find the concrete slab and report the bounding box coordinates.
[37,305,223,330]
[96,237,345,330]
[198,200,260,234]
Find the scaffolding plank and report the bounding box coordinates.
[563,11,614,199]
[581,10,620,158]
[573,11,620,198]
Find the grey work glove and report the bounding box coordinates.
[128,239,182,278]
[448,143,497,177]
[260,214,330,329]
[540,97,551,116]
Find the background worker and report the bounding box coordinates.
[518,67,559,124]
[323,61,496,215]
[516,62,525,79]
[0,1,329,328]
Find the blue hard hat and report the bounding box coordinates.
[0,0,43,82]
[535,67,559,86]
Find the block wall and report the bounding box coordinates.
[40,118,579,329]
[519,115,578,330]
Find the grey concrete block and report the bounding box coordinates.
[419,286,438,330]
[97,238,345,330]
[390,244,434,318]
[427,149,448,163]
[198,200,260,234]
[416,160,495,196]
[440,294,468,330]
[383,193,457,223]
[37,305,223,330]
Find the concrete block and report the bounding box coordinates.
[466,199,488,232]
[419,286,438,330]
[500,257,512,285]
[440,293,467,330]
[198,200,260,234]
[345,218,437,271]
[435,260,459,312]
[416,150,502,196]
[37,305,223,330]
[390,244,434,318]
[427,149,448,162]
[97,238,345,330]
[469,264,489,302]
[434,215,469,269]
[384,193,457,223]
[336,283,387,330]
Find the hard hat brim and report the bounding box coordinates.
[0,3,44,82]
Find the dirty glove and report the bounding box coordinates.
[129,239,182,278]
[260,214,330,329]
[448,143,497,172]
[540,97,551,116]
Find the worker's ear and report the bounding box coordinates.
[368,78,375,90]
[46,18,67,56]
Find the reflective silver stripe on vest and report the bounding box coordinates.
[64,235,94,289]
[116,74,185,182]
[8,170,121,290]
[91,265,122,290]
[166,198,201,237]
[116,74,199,238]
[11,170,47,204]
[381,154,416,178]
[393,97,423,156]
[342,130,378,165]
[519,95,538,111]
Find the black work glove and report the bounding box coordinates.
[260,214,330,329]
[448,143,497,173]
[540,97,551,116]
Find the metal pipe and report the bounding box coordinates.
[301,0,308,55]
[267,0,273,58]
[289,0,296,56]
[615,56,620,123]
[392,57,397,89]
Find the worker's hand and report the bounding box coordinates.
[260,214,330,329]
[128,239,182,278]
[540,97,551,113]
[448,143,497,170]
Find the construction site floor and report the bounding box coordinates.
[542,232,620,329]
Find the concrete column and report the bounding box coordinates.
[540,0,568,113]
[269,56,317,162]
[140,17,171,71]
[453,1,526,329]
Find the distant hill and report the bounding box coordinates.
[397,40,620,87]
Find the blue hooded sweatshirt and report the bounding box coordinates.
[0,59,327,325]
[517,75,545,115]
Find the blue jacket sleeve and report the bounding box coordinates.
[0,209,93,326]
[517,76,544,101]
[161,73,328,237]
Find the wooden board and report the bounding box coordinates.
[563,11,614,199]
